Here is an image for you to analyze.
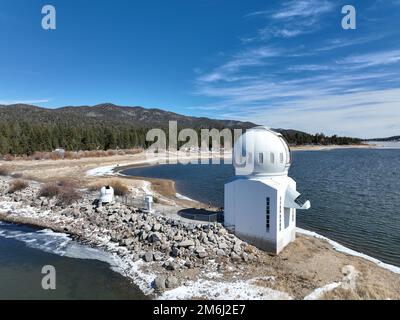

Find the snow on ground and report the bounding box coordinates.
[158,278,292,300]
[86,165,116,177]
[297,228,400,274]
[304,282,342,300]
[175,193,194,201]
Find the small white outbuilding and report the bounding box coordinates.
[100,186,114,204]
[224,126,311,254]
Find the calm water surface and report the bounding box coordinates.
[0,222,146,300]
[124,148,400,267]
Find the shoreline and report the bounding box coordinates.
[1,146,400,300]
[112,157,400,274]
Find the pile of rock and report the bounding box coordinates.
[0,177,260,291]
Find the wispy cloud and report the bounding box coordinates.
[197,47,281,83]
[246,0,335,41]
[193,1,400,138]
[0,99,50,105]
[271,0,334,20]
[337,49,400,69]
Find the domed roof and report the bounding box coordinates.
[233,126,291,176]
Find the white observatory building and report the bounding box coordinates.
[224,127,311,254]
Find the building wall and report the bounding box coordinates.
[225,177,298,254]
[224,179,279,253]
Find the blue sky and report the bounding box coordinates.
[1,0,400,138]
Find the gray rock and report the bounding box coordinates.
[165,276,179,289]
[230,252,241,262]
[195,246,207,258]
[171,247,180,257]
[179,239,195,248]
[154,276,166,291]
[216,249,226,256]
[148,232,162,243]
[218,228,227,236]
[218,242,228,250]
[143,223,152,232]
[233,244,242,254]
[142,251,154,262]
[153,223,162,232]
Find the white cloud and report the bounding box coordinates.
[197,47,281,83]
[338,49,400,69]
[234,88,400,139]
[271,0,334,20]
[0,99,50,105]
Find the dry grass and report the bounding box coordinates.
[39,180,81,205]
[0,166,10,176]
[11,173,23,178]
[39,183,60,198]
[322,282,396,300]
[8,179,29,193]
[56,179,78,189]
[3,154,15,161]
[56,186,81,205]
[88,179,129,196]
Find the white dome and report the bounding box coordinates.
[233,126,291,176]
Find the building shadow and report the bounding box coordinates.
[177,208,224,223]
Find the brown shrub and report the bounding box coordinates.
[32,151,46,160]
[57,186,81,205]
[87,182,103,192]
[57,179,78,189]
[64,151,81,160]
[48,152,62,160]
[3,154,14,161]
[11,173,23,178]
[88,179,129,196]
[39,183,60,198]
[8,179,29,193]
[0,166,10,176]
[107,150,117,156]
[110,180,129,196]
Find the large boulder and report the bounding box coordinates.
[165,276,179,289]
[154,276,166,291]
[148,232,162,243]
[179,239,195,248]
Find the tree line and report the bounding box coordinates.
[0,121,361,156]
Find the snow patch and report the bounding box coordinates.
[158,279,292,300]
[86,165,116,177]
[304,282,341,300]
[176,193,194,201]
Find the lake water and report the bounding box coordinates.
[123,148,400,267]
[0,222,146,300]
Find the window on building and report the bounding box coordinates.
[266,197,270,232]
[259,153,263,164]
[279,197,282,231]
[270,152,275,163]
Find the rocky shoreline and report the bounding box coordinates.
[1,164,400,299]
[0,175,269,297]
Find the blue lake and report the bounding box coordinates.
[123,148,400,267]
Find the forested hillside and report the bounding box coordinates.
[0,104,362,156]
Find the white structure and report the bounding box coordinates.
[144,195,154,213]
[224,127,311,254]
[100,186,114,204]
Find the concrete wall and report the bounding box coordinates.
[225,177,298,255]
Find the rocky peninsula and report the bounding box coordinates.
[0,151,399,300]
